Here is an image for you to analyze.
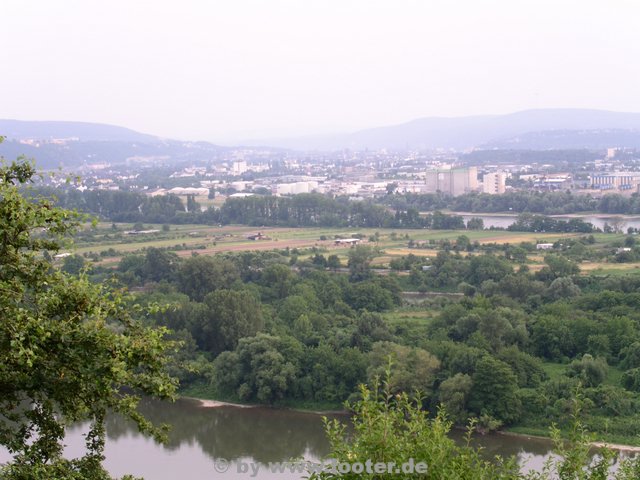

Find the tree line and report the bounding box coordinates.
[92,238,640,444]
[382,190,640,215]
[26,186,614,233]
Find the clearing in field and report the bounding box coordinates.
[476,233,578,244]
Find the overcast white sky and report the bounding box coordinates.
[1,0,639,143]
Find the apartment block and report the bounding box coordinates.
[425,167,478,196]
[482,171,506,195]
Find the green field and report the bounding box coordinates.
[62,223,640,279]
[69,223,580,263]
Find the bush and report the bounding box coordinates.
[565,355,608,387]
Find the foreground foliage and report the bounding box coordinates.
[0,148,177,479]
[312,378,640,480]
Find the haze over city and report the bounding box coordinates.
[6,2,640,480]
[2,0,640,143]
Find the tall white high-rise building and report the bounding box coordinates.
[482,171,506,195]
[232,159,247,175]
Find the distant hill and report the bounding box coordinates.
[4,111,640,164]
[0,120,232,169]
[0,119,158,142]
[252,109,640,151]
[480,128,640,150]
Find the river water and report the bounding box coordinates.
[1,397,633,479]
[457,214,640,231]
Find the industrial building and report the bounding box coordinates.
[275,181,319,195]
[590,172,640,191]
[425,167,478,196]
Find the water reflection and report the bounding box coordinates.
[458,214,640,231]
[1,398,634,480]
[105,397,339,464]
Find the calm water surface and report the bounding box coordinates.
[458,214,640,231]
[4,397,630,479]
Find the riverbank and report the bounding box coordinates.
[500,430,640,454]
[181,386,640,451]
[179,383,347,414]
[186,396,349,415]
[192,398,255,408]
[505,426,640,452]
[449,211,640,219]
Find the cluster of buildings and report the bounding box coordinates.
[65,161,511,199]
[423,167,507,196]
[47,143,640,202]
[205,167,509,198]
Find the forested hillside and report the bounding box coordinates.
[93,236,640,445]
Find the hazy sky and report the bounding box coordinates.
[1,0,639,143]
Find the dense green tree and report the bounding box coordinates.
[605,317,638,360]
[427,341,485,377]
[566,354,608,387]
[116,253,146,284]
[530,314,577,360]
[199,289,263,355]
[312,380,523,480]
[347,245,374,281]
[141,247,179,283]
[61,253,86,275]
[437,373,473,424]
[455,234,471,251]
[469,356,521,424]
[545,276,581,301]
[139,194,185,222]
[367,342,440,396]
[307,272,344,308]
[278,295,311,326]
[213,334,302,403]
[466,217,484,230]
[151,293,208,337]
[177,255,240,301]
[351,311,393,350]
[0,155,176,479]
[258,263,295,300]
[311,253,327,267]
[619,341,640,370]
[386,182,398,195]
[468,255,513,286]
[345,281,395,312]
[621,368,640,392]
[299,344,367,402]
[497,274,545,301]
[497,346,546,388]
[326,254,341,271]
[186,194,199,213]
[536,254,580,282]
[586,334,611,359]
[476,308,527,351]
[504,246,528,263]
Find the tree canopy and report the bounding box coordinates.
[0,148,176,479]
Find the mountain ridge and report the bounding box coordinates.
[0,119,159,143]
[4,109,640,154]
[242,109,640,151]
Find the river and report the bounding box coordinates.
[1,397,634,479]
[456,213,640,231]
